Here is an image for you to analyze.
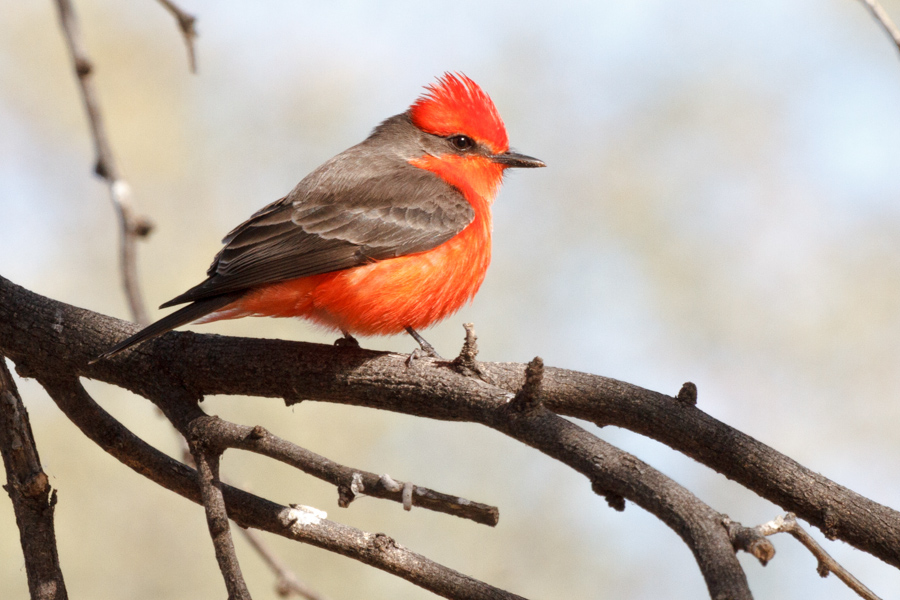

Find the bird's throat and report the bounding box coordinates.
[408,154,503,210]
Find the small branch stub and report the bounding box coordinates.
[590,480,626,512]
[338,472,365,508]
[677,381,698,405]
[451,322,487,380]
[724,517,776,566]
[509,357,544,412]
[604,492,626,512]
[131,216,155,238]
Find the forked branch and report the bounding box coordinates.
[2,277,759,599]
[30,374,527,600]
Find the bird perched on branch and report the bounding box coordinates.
[97,73,544,361]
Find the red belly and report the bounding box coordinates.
[206,213,491,336]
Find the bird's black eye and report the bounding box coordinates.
[449,135,475,151]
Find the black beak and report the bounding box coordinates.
[491,151,546,169]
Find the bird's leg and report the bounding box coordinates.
[334,330,361,348]
[405,327,443,360]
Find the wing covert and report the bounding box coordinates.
[161,152,473,308]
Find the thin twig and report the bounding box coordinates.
[192,417,500,526]
[857,0,900,56]
[240,528,331,600]
[760,513,882,600]
[156,0,198,72]
[190,443,252,600]
[53,0,152,326]
[177,439,332,599]
[0,360,68,600]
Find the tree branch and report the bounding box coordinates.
[759,513,883,600]
[857,0,900,56]
[29,373,527,600]
[189,435,252,600]
[1,275,755,599]
[0,360,68,600]
[4,273,898,589]
[37,278,895,573]
[53,0,153,325]
[239,527,332,600]
[189,416,499,526]
[472,365,900,571]
[174,437,331,599]
[723,517,776,566]
[156,0,198,73]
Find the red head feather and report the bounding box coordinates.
[409,73,509,154]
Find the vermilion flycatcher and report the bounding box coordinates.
[98,73,544,360]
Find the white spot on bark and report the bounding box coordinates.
[284,504,327,529]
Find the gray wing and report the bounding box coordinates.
[161,151,473,307]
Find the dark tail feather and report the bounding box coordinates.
[92,293,243,363]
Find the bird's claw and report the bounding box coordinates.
[334,331,361,349]
[404,326,444,365]
[405,346,443,366]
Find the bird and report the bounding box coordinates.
[96,73,544,361]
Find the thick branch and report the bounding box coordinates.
[0,360,68,600]
[2,271,896,573]
[0,276,752,599]
[5,268,885,570]
[473,364,900,571]
[489,401,749,598]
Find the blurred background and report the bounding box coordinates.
[3,1,900,598]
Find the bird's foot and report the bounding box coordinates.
[334,331,361,349]
[405,327,444,365]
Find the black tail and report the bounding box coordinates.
[92,292,243,363]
